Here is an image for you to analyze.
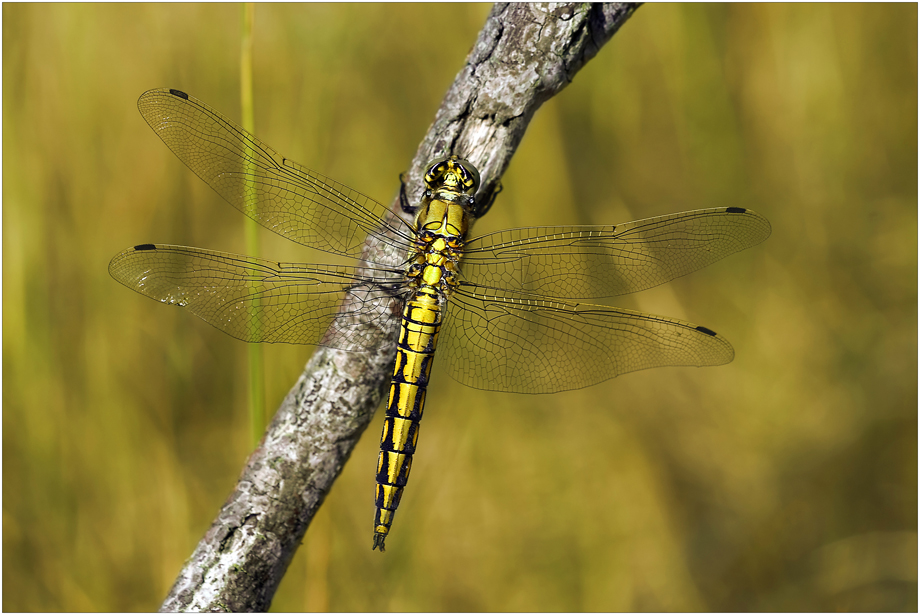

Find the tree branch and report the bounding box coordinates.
[160,3,640,611]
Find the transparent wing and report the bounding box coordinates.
[137,88,414,260]
[440,283,734,394]
[461,207,771,299]
[109,244,405,351]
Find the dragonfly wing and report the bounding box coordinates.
[137,88,413,260]
[440,283,734,394]
[109,244,404,352]
[461,207,771,299]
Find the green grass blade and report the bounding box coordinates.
[241,2,265,446]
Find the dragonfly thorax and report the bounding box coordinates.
[414,198,469,241]
[407,198,466,297]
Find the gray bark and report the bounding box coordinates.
[160,3,640,612]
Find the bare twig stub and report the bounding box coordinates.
[160,3,639,611]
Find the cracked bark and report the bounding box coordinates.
[160,3,640,612]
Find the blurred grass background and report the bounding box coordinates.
[3,3,916,611]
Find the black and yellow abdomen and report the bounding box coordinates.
[372,288,443,551]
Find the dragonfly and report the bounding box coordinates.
[110,88,771,552]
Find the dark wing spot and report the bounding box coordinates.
[134,244,157,251]
[169,89,189,100]
[695,326,718,337]
[725,207,747,214]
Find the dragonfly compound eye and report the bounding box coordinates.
[452,158,480,194]
[424,157,450,186]
[424,155,480,195]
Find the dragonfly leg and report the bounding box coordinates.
[473,181,503,218]
[398,173,417,215]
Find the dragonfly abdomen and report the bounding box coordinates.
[373,289,443,551]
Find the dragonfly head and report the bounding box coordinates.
[424,155,480,196]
